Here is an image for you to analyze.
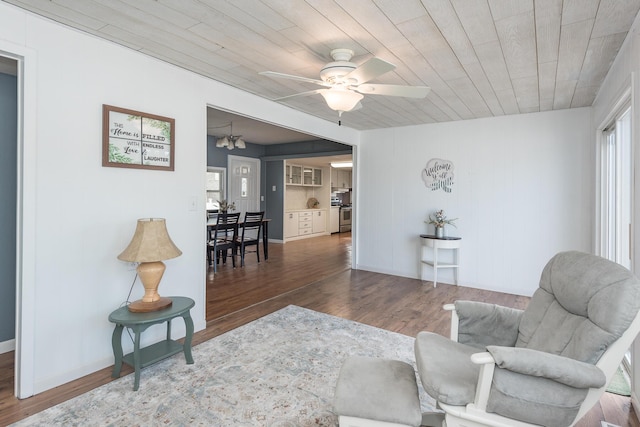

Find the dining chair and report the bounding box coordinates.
[234,211,264,267]
[207,212,240,272]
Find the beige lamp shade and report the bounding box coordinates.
[118,218,181,312]
[118,218,182,262]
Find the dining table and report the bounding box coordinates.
[206,216,271,260]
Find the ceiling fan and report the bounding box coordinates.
[260,49,430,117]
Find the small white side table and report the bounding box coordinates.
[420,234,461,287]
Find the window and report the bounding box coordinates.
[599,99,633,374]
[600,105,631,269]
[206,167,226,210]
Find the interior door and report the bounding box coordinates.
[228,155,260,216]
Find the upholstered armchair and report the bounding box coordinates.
[416,251,640,427]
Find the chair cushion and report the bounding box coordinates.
[334,356,422,427]
[455,301,523,349]
[488,367,589,427]
[414,331,479,406]
[486,346,602,425]
[516,251,640,363]
[486,346,606,389]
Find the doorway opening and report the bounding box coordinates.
[205,107,355,321]
[0,49,27,398]
[0,54,18,398]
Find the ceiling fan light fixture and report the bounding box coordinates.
[320,88,363,113]
[214,122,246,150]
[217,136,229,148]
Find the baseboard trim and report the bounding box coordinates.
[0,339,16,354]
[34,355,113,395]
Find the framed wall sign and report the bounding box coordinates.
[102,105,175,171]
[422,158,454,192]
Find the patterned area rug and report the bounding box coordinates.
[13,305,436,426]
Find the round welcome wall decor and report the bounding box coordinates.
[422,158,454,193]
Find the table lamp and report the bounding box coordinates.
[118,218,182,312]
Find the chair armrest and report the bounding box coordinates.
[469,351,496,411]
[467,347,606,412]
[486,346,606,389]
[443,304,458,341]
[453,301,523,349]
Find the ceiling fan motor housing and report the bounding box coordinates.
[320,48,357,84]
[320,62,357,84]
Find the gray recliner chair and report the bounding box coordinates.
[416,251,640,427]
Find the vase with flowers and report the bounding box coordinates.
[217,199,236,214]
[428,209,457,238]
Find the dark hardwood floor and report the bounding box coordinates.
[0,232,637,426]
[206,231,353,320]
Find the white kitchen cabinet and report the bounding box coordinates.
[286,164,302,185]
[312,210,326,233]
[298,211,313,236]
[287,162,322,186]
[313,168,323,186]
[330,168,338,187]
[284,209,329,241]
[284,212,299,238]
[302,167,313,186]
[302,167,322,186]
[336,169,352,188]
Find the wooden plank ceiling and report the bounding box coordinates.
[5,0,640,131]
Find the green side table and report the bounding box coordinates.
[108,296,195,391]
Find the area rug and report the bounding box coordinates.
[13,305,436,426]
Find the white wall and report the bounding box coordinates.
[592,11,640,414]
[356,108,594,296]
[0,2,359,396]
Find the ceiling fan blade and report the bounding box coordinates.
[259,71,328,87]
[344,58,396,84]
[273,89,324,101]
[355,84,430,98]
